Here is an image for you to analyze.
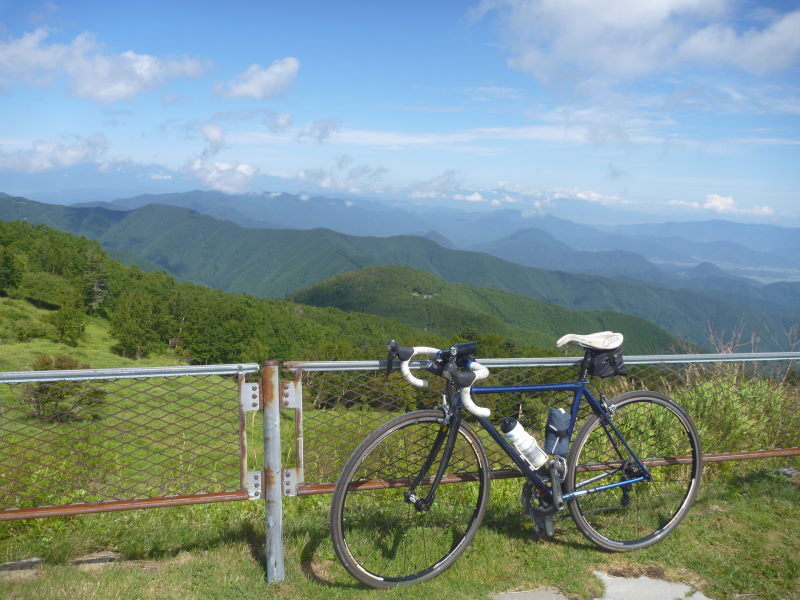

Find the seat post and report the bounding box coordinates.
[578,349,591,380]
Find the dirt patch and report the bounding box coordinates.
[605,563,667,580]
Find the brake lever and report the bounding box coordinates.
[386,339,399,377]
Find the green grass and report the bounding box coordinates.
[0,297,184,372]
[1,463,798,600]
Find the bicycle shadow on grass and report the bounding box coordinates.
[297,525,364,590]
[294,510,599,591]
[480,508,601,552]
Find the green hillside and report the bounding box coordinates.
[1,194,794,350]
[0,219,453,370]
[288,266,682,354]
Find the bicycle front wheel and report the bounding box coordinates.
[330,410,490,588]
[566,391,702,551]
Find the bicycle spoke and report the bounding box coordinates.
[566,392,701,550]
[330,411,489,588]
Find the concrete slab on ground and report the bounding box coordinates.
[491,571,712,600]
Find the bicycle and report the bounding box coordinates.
[329,332,702,589]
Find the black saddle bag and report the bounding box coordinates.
[585,346,627,378]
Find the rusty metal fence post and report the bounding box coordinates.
[261,361,285,583]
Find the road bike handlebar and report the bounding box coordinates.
[386,340,492,418]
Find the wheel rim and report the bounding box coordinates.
[338,416,487,584]
[569,397,700,548]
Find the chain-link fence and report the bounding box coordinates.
[284,353,800,495]
[0,364,261,520]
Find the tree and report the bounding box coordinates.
[111,289,163,359]
[46,292,87,346]
[0,246,22,296]
[81,246,109,315]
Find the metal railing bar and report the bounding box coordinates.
[0,491,251,521]
[0,363,261,384]
[292,448,800,497]
[283,352,800,372]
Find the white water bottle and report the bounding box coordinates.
[500,417,548,469]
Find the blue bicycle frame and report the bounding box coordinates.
[461,380,652,504]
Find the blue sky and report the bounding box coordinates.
[0,0,799,224]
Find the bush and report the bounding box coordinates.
[21,355,106,422]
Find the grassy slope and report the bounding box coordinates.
[0,297,182,371]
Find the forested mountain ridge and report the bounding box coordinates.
[288,266,682,354]
[0,193,796,350]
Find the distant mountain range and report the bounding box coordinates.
[75,189,800,284]
[2,192,798,351]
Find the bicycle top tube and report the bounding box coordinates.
[471,380,588,395]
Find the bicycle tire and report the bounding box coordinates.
[330,410,490,588]
[565,391,702,551]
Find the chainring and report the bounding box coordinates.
[520,479,558,518]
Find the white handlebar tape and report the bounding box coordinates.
[399,346,441,388]
[459,361,491,417]
[398,350,492,417]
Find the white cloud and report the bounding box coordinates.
[297,118,342,143]
[297,168,335,189]
[296,156,388,193]
[667,199,700,209]
[668,194,774,215]
[188,159,257,194]
[551,187,632,205]
[0,28,205,102]
[474,1,800,84]
[453,192,485,202]
[703,192,736,212]
[678,11,800,74]
[0,134,108,172]
[201,123,226,158]
[269,111,293,131]
[410,170,461,199]
[217,57,299,100]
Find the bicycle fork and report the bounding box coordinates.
[404,408,462,512]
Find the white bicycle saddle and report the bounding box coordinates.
[556,331,624,350]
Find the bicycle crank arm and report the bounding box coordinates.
[549,461,565,511]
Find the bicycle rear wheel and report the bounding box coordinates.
[330,410,490,588]
[566,391,702,551]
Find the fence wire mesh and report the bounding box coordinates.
[0,366,258,519]
[289,356,800,494]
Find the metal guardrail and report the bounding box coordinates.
[282,352,800,496]
[0,363,261,520]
